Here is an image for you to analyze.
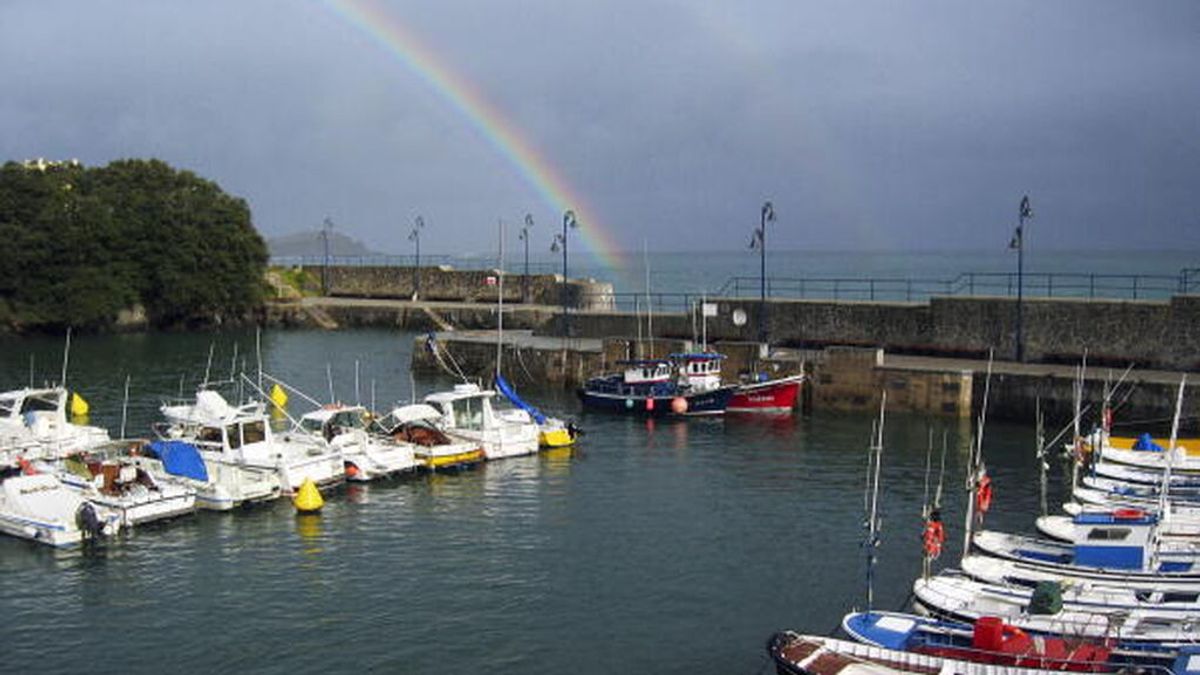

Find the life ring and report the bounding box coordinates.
[922,519,946,559]
[975,475,993,514]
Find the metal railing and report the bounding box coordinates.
[271,254,561,275]
[714,269,1198,302]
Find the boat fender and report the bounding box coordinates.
[645,398,655,411]
[670,397,688,414]
[922,513,945,559]
[975,475,993,514]
[624,399,633,409]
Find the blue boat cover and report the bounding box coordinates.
[148,440,208,482]
[495,374,547,425]
[1133,433,1164,452]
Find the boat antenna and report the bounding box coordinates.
[1036,396,1048,517]
[255,327,264,395]
[229,342,239,383]
[409,370,417,405]
[201,343,215,389]
[28,353,34,389]
[355,359,361,405]
[864,391,886,614]
[326,363,335,404]
[60,326,72,388]
[120,374,131,439]
[260,372,324,409]
[370,379,376,414]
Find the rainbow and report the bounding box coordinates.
[322,0,628,275]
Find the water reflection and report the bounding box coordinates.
[295,513,323,555]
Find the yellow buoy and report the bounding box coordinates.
[293,478,324,513]
[270,383,289,411]
[70,392,90,417]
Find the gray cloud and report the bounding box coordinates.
[1,0,1197,260]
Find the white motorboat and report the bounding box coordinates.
[960,553,1200,593]
[972,511,1200,580]
[0,387,109,464]
[374,404,485,470]
[140,439,281,510]
[0,472,120,547]
[159,390,344,494]
[297,404,419,481]
[914,571,1200,651]
[423,384,539,460]
[51,441,197,527]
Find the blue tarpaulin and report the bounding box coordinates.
[1133,433,1165,452]
[495,374,546,424]
[147,440,209,482]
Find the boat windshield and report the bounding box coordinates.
[330,411,364,430]
[0,399,12,418]
[300,418,324,434]
[453,400,484,431]
[20,393,58,414]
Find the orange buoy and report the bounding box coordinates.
[345,463,360,479]
[670,397,688,414]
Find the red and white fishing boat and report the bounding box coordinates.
[727,373,804,414]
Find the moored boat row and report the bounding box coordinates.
[767,368,1200,675]
[0,374,580,549]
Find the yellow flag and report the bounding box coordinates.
[70,392,90,417]
[270,383,288,410]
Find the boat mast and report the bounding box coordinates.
[865,392,886,613]
[497,219,505,379]
[1152,375,1187,569]
[962,352,993,563]
[644,239,652,359]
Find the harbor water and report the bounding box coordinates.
[0,329,1069,674]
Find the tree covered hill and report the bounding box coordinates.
[0,158,267,331]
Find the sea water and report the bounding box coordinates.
[0,328,1068,674]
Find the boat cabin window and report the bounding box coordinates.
[242,421,266,444]
[0,400,12,417]
[300,418,324,434]
[226,424,242,449]
[20,394,58,414]
[198,426,223,444]
[1085,527,1131,541]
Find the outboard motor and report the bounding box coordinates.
[566,421,583,439]
[76,502,107,541]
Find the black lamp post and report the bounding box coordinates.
[519,213,533,302]
[749,201,775,344]
[319,216,334,295]
[551,209,577,337]
[1010,196,1033,361]
[409,215,424,300]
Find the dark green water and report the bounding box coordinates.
[0,330,1064,674]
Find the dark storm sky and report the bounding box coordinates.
[2,0,1197,260]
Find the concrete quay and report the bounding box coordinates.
[264,292,1200,427]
